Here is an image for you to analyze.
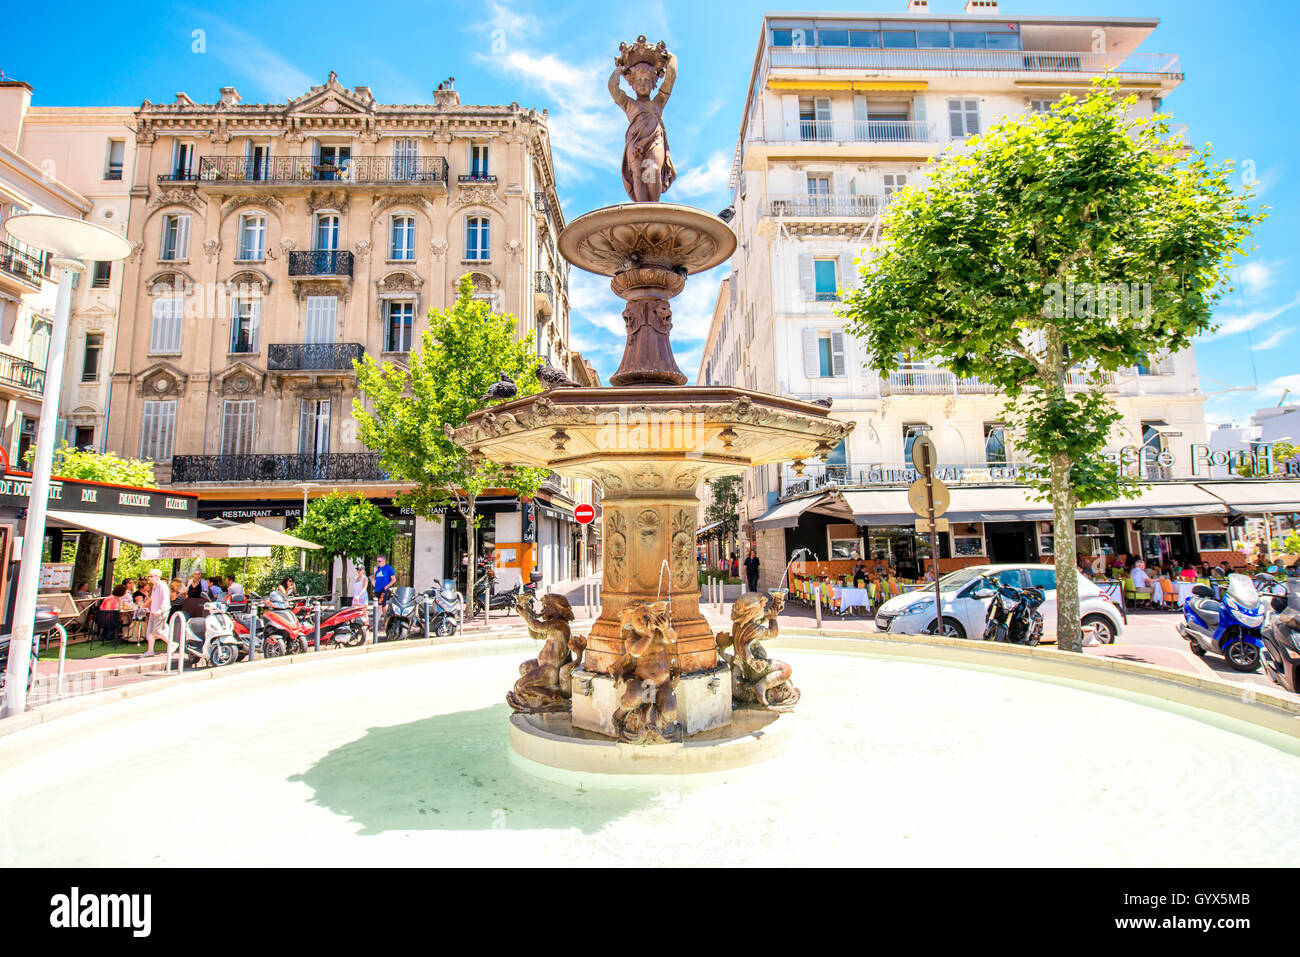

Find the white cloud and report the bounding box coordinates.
[1251,326,1293,351]
[200,19,314,101]
[1260,374,1300,401]
[1202,292,1300,340]
[672,150,731,201]
[1235,260,1279,298]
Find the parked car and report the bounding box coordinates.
[874,563,1125,642]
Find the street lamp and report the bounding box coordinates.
[293,482,319,572]
[2,214,132,718]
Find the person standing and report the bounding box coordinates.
[143,569,172,656]
[743,548,760,593]
[350,561,369,608]
[372,556,395,606]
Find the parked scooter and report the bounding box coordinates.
[0,607,60,695]
[422,580,464,638]
[382,586,421,642]
[184,600,241,668]
[1178,572,1266,672]
[1260,574,1300,693]
[471,569,540,618]
[978,574,1045,645]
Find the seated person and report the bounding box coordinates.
[851,562,868,588]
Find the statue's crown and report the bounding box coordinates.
[616,36,669,76]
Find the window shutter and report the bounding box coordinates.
[839,250,856,290]
[792,170,808,196]
[798,252,814,299]
[913,95,927,124]
[802,328,820,379]
[948,99,964,138]
[249,299,262,351]
[853,96,868,123]
[151,297,182,353]
[831,331,846,377]
[832,171,849,195]
[176,215,190,260]
[964,100,979,135]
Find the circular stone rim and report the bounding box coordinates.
[507,710,796,776]
[558,203,738,277]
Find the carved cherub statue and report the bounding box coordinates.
[720,591,800,712]
[506,593,586,713]
[608,36,678,203]
[611,599,681,744]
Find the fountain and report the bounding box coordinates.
[454,36,852,772]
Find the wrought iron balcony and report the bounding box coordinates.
[881,363,995,395]
[0,241,50,287]
[534,271,554,315]
[0,352,45,394]
[458,172,497,185]
[767,194,891,218]
[156,168,199,183]
[288,250,353,278]
[196,155,449,186]
[170,452,387,484]
[267,342,365,371]
[767,47,1181,78]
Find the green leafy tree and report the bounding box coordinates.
[290,491,395,597]
[1235,440,1299,477]
[705,476,742,559]
[31,443,159,593]
[840,80,1261,650]
[353,275,548,607]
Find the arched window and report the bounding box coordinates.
[465,215,490,261]
[315,212,340,252]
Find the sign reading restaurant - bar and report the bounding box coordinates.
[0,471,198,519]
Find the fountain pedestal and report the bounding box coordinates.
[571,665,731,737]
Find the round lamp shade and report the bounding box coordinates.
[3,213,133,262]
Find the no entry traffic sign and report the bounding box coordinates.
[575,504,596,525]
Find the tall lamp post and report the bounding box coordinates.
[2,214,132,718]
[293,481,319,572]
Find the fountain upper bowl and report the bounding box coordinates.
[558,203,737,278]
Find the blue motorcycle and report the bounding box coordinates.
[1178,573,1265,672]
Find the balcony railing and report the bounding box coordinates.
[458,172,497,185]
[0,241,50,286]
[1066,368,1118,389]
[170,452,387,484]
[0,352,45,394]
[288,250,354,278]
[267,342,365,371]
[767,193,891,218]
[535,270,553,300]
[767,47,1181,78]
[156,169,198,183]
[778,119,934,144]
[882,364,994,395]
[196,155,449,186]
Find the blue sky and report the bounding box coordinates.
[4,0,1296,424]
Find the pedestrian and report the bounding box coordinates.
[744,547,760,592]
[730,552,739,579]
[169,578,185,616]
[143,569,172,656]
[224,575,244,606]
[372,556,395,606]
[350,561,369,608]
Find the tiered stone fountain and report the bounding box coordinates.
[456,37,852,773]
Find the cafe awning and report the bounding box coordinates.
[45,510,215,546]
[1197,481,1300,516]
[162,522,321,550]
[838,490,914,525]
[754,496,819,529]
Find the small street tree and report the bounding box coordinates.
[291,490,395,597]
[705,475,742,560]
[840,81,1261,651]
[353,275,547,609]
[31,444,157,592]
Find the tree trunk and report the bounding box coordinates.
[465,493,477,623]
[1051,452,1081,652]
[73,533,104,594]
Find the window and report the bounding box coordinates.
[299,399,331,456]
[246,143,269,181]
[315,213,339,252]
[82,334,103,382]
[903,424,930,463]
[799,98,832,140]
[917,31,952,48]
[150,296,184,353]
[315,144,351,180]
[953,536,984,557]
[304,296,337,344]
[1025,567,1056,591]
[393,138,417,179]
[1198,531,1229,551]
[818,29,849,46]
[160,214,190,261]
[230,298,260,353]
[73,426,95,450]
[813,258,838,301]
[802,328,845,378]
[220,400,256,456]
[390,215,415,260]
[105,140,125,181]
[465,216,490,261]
[1029,99,1054,115]
[469,144,490,178]
[882,173,907,200]
[807,176,831,195]
[29,318,50,370]
[1142,421,1171,478]
[948,99,980,138]
[16,415,37,466]
[385,300,414,352]
[140,400,177,462]
[91,261,111,288]
[237,214,266,261]
[171,142,193,180]
[883,31,916,48]
[984,424,1007,465]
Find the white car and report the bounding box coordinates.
[873,563,1125,643]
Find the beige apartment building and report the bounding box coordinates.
[702,3,1270,586]
[104,73,588,590]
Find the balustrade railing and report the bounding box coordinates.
[267,342,365,371]
[0,241,49,286]
[0,352,45,393]
[196,155,449,186]
[786,119,934,144]
[170,453,387,484]
[767,194,889,218]
[767,47,1181,77]
[288,250,354,277]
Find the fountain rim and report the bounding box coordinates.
[557,202,738,278]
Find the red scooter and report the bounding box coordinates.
[264,597,368,654]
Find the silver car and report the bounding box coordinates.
[873,563,1125,642]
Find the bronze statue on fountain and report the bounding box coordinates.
[507,594,586,713]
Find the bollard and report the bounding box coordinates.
[173,611,186,675]
[373,599,380,644]
[424,593,431,640]
[815,588,822,628]
[250,612,258,663]
[55,623,67,697]
[248,603,257,662]
[314,603,321,652]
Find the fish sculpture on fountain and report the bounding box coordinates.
[716,591,800,713]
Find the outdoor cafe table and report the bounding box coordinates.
[835,586,871,615]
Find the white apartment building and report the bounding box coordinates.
[702,3,1288,585]
[13,102,136,454]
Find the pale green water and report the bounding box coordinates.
[1,642,1298,866]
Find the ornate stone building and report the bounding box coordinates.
[106,74,580,589]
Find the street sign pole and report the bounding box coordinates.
[924,451,944,635]
[908,435,947,637]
